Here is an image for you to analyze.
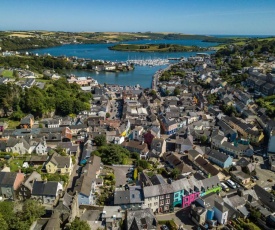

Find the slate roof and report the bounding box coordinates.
[150,174,166,185]
[236,157,250,167]
[0,172,18,186]
[32,181,60,196]
[201,175,220,190]
[49,153,71,168]
[127,208,157,230]
[20,114,34,125]
[254,185,275,212]
[44,212,61,230]
[208,149,231,164]
[143,183,174,198]
[195,156,220,176]
[23,171,42,191]
[114,186,143,205]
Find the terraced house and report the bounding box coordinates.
[142,174,221,213]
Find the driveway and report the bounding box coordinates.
[109,165,133,187]
[156,208,196,230]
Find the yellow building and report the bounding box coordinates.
[45,153,72,175]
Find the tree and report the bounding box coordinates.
[94,134,107,146]
[0,214,8,230]
[0,201,14,226]
[200,135,208,144]
[21,199,45,224]
[136,159,149,169]
[68,218,90,230]
[93,144,130,165]
[133,168,138,180]
[171,168,180,179]
[150,90,157,96]
[173,87,180,96]
[106,112,110,118]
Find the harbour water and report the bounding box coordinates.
[29,39,218,87]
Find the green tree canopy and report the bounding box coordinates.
[93,144,130,165]
[93,134,107,146]
[68,218,91,230]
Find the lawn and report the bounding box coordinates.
[8,120,20,129]
[1,70,14,78]
[9,159,24,172]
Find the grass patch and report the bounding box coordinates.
[8,120,20,129]
[1,70,13,78]
[9,159,24,172]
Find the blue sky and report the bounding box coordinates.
[1,0,275,35]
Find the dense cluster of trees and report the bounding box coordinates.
[216,39,275,58]
[109,43,206,52]
[0,37,60,51]
[93,144,130,165]
[0,200,45,230]
[0,56,73,74]
[0,56,106,74]
[0,78,92,118]
[159,68,186,82]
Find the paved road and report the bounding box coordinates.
[66,143,82,194]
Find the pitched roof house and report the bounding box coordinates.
[45,152,73,175]
[0,172,25,200]
[126,208,157,230]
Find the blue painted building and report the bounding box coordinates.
[207,149,233,168]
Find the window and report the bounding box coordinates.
[166,199,170,204]
[166,194,170,198]
[164,205,169,211]
[160,195,164,200]
[175,193,179,197]
[160,200,164,205]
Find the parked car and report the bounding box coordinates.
[126,173,132,178]
[161,225,169,230]
[254,175,259,180]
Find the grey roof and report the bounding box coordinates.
[114,186,143,205]
[236,157,250,167]
[6,137,30,150]
[23,171,42,191]
[208,149,230,163]
[32,181,60,196]
[127,208,157,230]
[188,149,201,159]
[223,195,246,209]
[20,114,34,125]
[201,175,220,190]
[254,185,275,212]
[143,183,174,198]
[49,153,71,168]
[0,172,18,186]
[195,156,220,176]
[44,212,61,230]
[150,174,166,185]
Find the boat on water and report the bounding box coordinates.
[126,58,170,66]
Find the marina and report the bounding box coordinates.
[126,58,170,66]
